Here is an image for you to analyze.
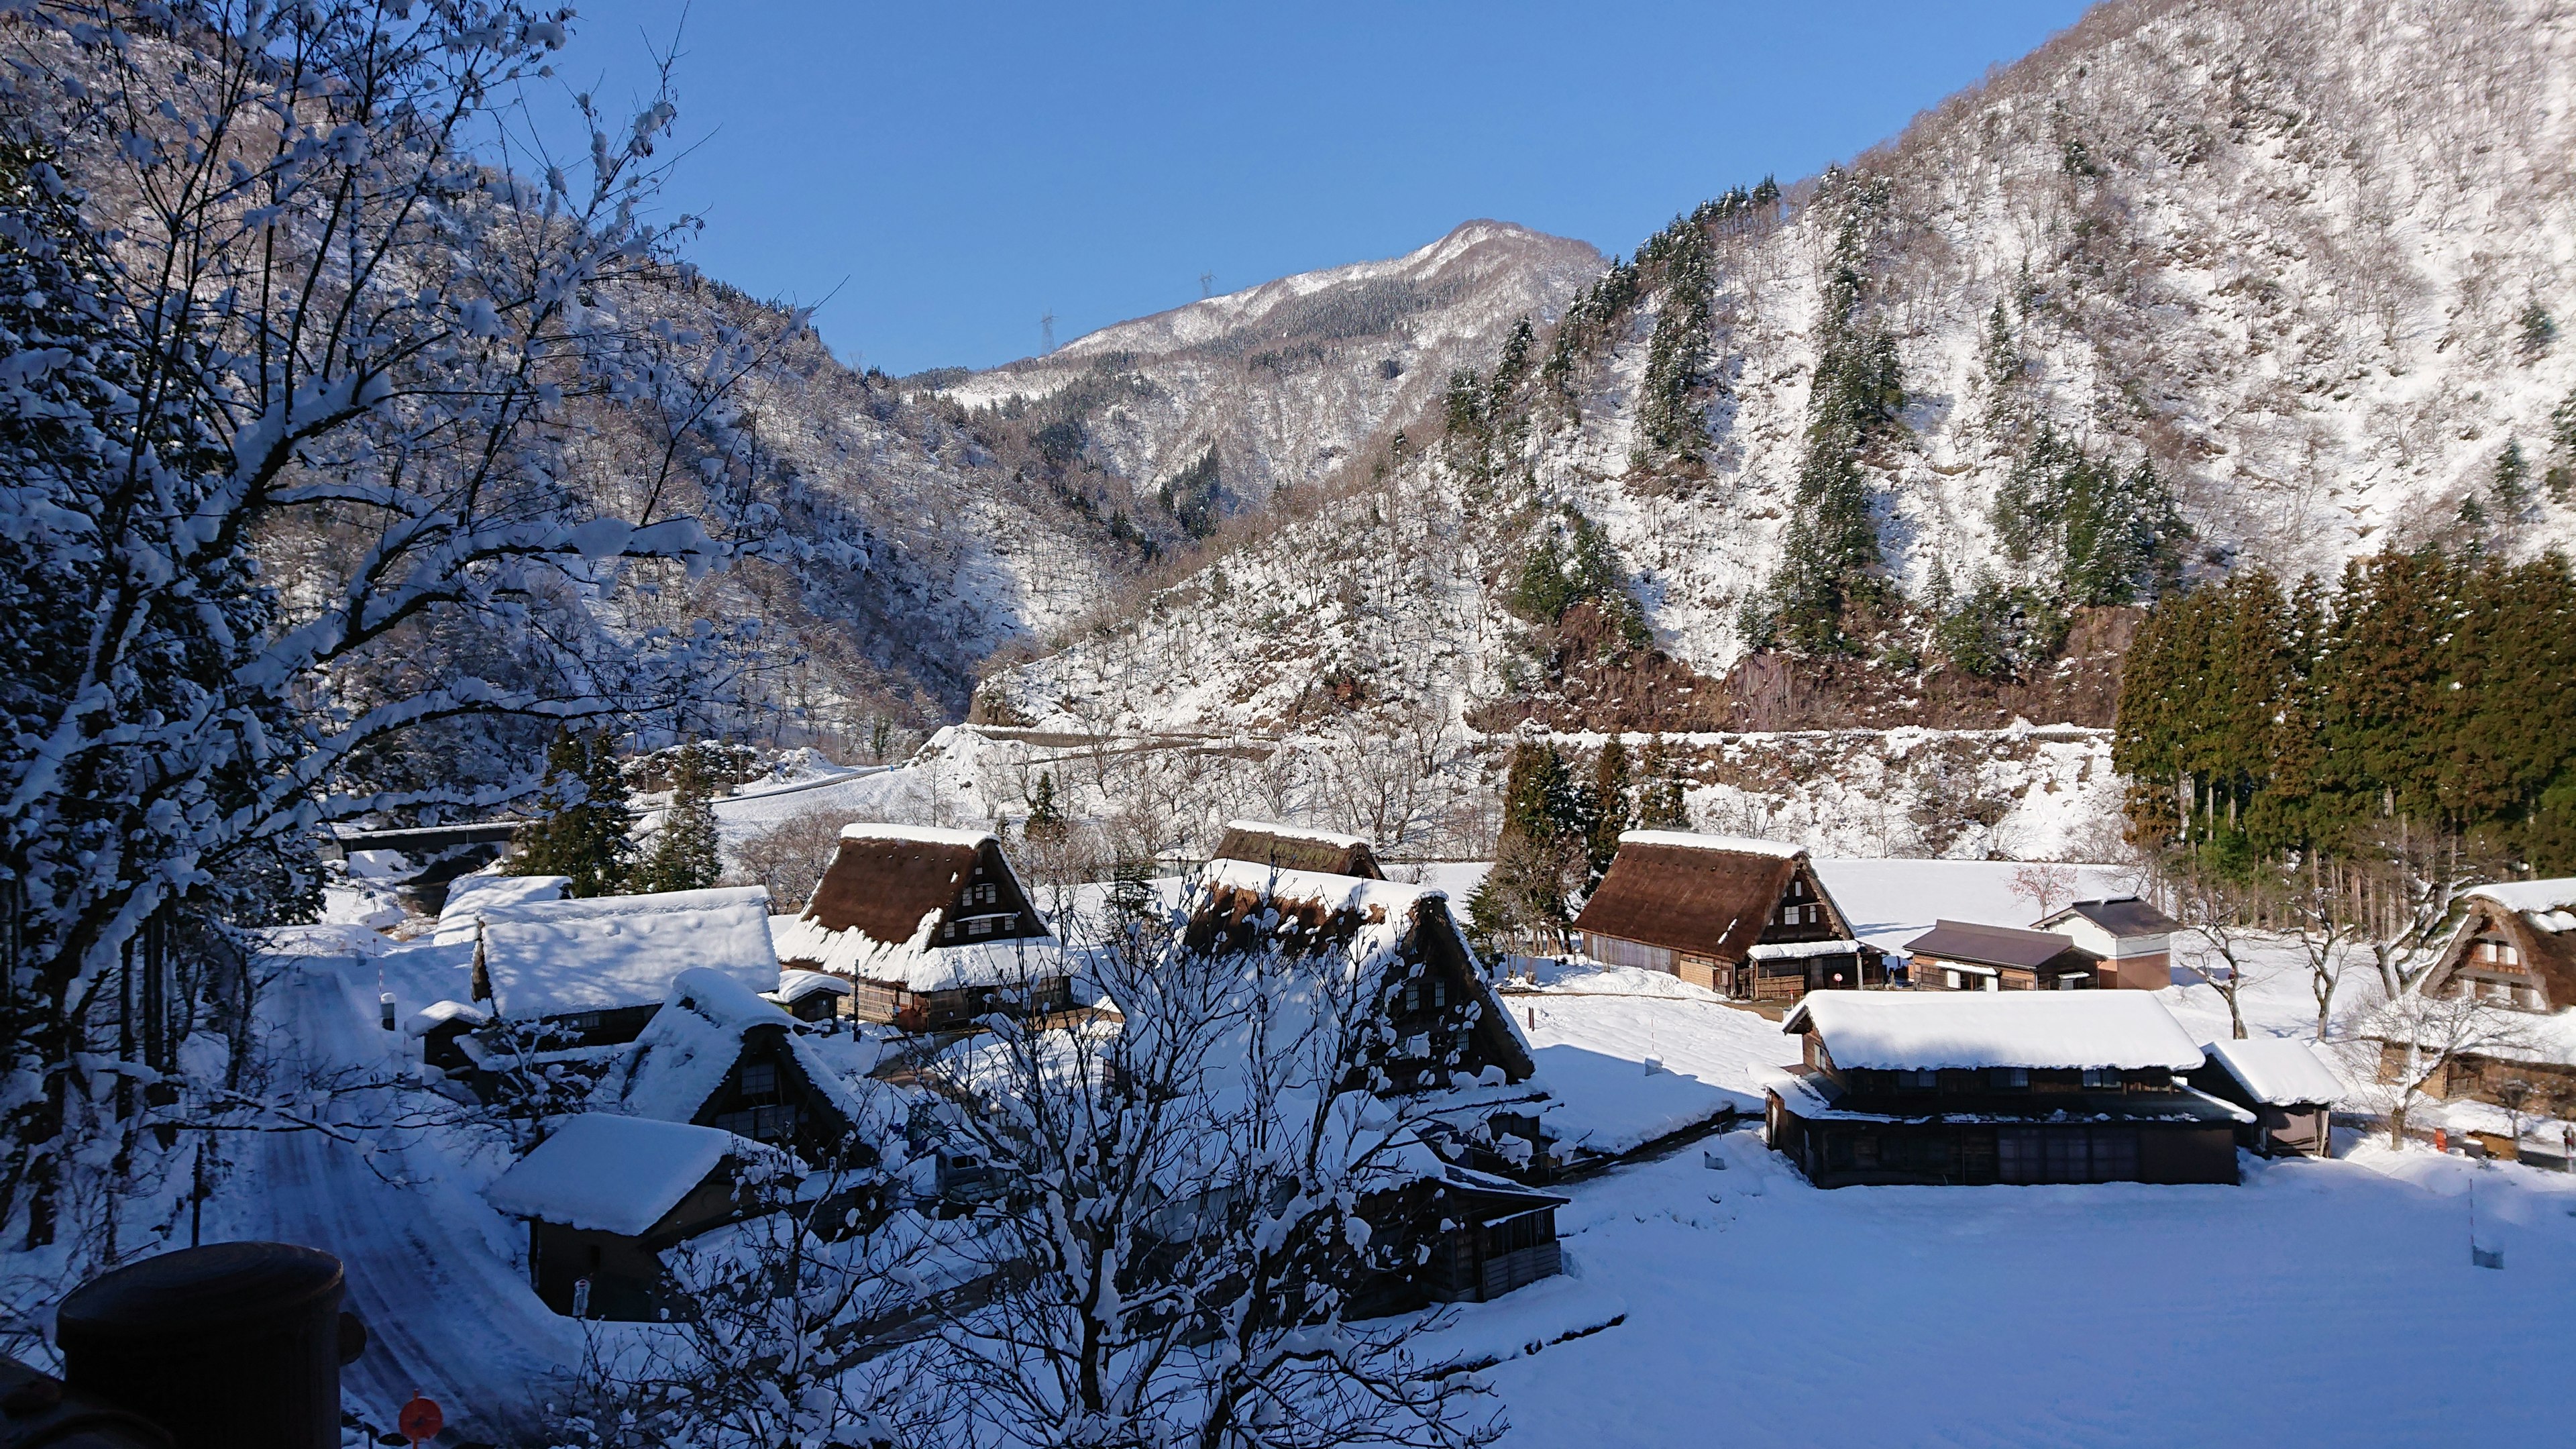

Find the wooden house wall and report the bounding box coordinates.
[1770,1102,2239,1188]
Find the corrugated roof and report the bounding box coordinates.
[2040,897,2182,937]
[1903,920,2090,972]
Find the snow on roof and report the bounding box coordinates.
[590,968,796,1124]
[1199,857,1440,921]
[1784,991,2204,1072]
[477,887,779,1020]
[1615,829,1802,859]
[2202,1037,2345,1106]
[482,1114,786,1235]
[405,1000,490,1038]
[1746,938,1868,961]
[2469,878,2576,926]
[836,822,997,849]
[1222,818,1370,850]
[774,968,853,1002]
[433,871,569,945]
[767,909,1067,992]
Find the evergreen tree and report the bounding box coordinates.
[510,729,635,897]
[1587,737,1634,882]
[637,744,722,894]
[2546,388,2576,500]
[1634,217,1713,467]
[1025,770,1067,839]
[2492,438,2531,515]
[1635,733,1693,830]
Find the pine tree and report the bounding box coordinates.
[1635,733,1692,830]
[2546,388,2576,500]
[1026,771,1067,839]
[2492,438,2531,515]
[637,744,722,894]
[1587,738,1634,882]
[510,729,635,897]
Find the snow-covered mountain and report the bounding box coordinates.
[938,222,1603,528]
[986,0,2576,737]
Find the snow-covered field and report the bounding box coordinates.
[239,855,2576,1445]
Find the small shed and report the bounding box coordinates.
[773,824,1068,1032]
[2031,897,2182,990]
[2190,1038,2343,1158]
[483,1113,792,1320]
[1902,920,2099,991]
[771,969,853,1024]
[470,885,780,1049]
[1571,830,1884,1000]
[1210,820,1387,879]
[1348,1161,1568,1317]
[405,999,491,1072]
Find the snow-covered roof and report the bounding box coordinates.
[774,968,853,1002]
[589,967,873,1132]
[2201,1037,2345,1107]
[405,1000,490,1038]
[476,886,778,1020]
[767,913,1066,992]
[1746,938,1867,961]
[1199,857,1436,921]
[2469,879,2576,928]
[433,871,569,945]
[837,822,997,849]
[482,1113,788,1235]
[1615,829,1801,859]
[1784,991,2204,1072]
[1223,818,1370,850]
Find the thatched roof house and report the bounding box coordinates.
[588,968,877,1168]
[772,824,1067,1032]
[467,885,780,1048]
[1572,830,1885,1001]
[1210,820,1386,879]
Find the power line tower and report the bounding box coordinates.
[1199,271,1214,299]
[1040,310,1057,354]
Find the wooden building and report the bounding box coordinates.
[1902,920,2099,991]
[1571,830,1885,1002]
[1347,1165,1568,1317]
[1210,819,1386,879]
[771,969,853,1024]
[588,967,874,1169]
[2381,878,2576,1108]
[772,824,1069,1032]
[1181,859,1537,1093]
[2190,1037,2341,1158]
[1762,991,2246,1187]
[2031,897,2182,990]
[467,885,781,1050]
[405,999,490,1073]
[483,1113,794,1320]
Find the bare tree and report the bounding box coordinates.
[731,806,852,911]
[2339,985,2534,1150]
[2168,867,2278,1042]
[2006,862,2081,920]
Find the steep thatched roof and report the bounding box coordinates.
[1211,820,1385,879]
[1572,832,1810,962]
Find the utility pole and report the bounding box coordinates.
[1199,270,1214,299]
[1040,311,1057,354]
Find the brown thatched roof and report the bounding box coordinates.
[1212,820,1385,879]
[2423,882,2576,1011]
[791,824,1046,955]
[1572,833,1803,962]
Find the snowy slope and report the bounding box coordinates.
[989,0,2576,738]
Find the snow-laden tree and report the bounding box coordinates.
[0,2,773,1260]
[912,890,1502,1449]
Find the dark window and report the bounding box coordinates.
[1990,1067,2029,1089]
[737,1061,779,1101]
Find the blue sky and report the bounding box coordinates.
[562,2,2094,376]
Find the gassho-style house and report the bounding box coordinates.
[1571,830,1886,1001]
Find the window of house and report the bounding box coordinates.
[2081,1068,2110,1087]
[968,916,991,936]
[1896,1069,1936,1091]
[738,1061,779,1101]
[1991,1067,2030,1089]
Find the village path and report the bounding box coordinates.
[257,961,583,1445]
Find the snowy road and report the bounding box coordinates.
[256,962,582,1443]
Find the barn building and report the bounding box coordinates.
[1760,992,2247,1187]
[2031,897,2183,990]
[467,885,781,1050]
[772,824,1069,1032]
[2190,1037,2343,1158]
[1210,819,1387,879]
[482,1113,793,1320]
[1571,831,1885,1002]
[1902,920,2100,991]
